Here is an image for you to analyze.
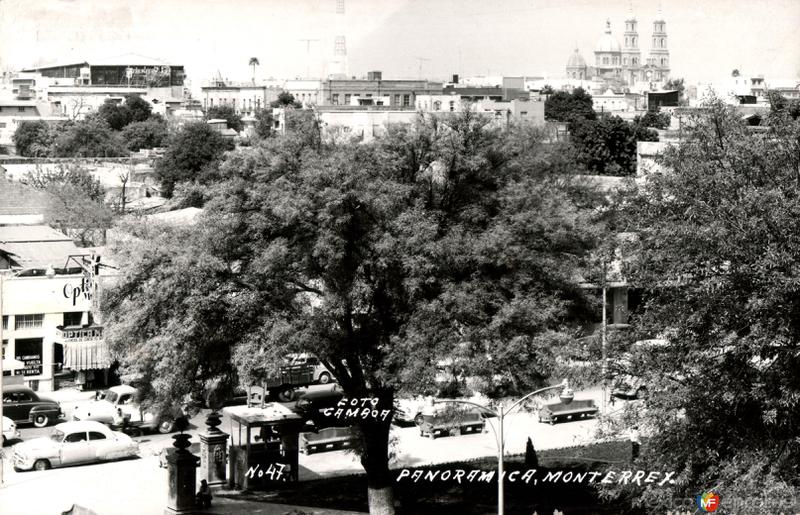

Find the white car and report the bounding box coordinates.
[2,416,21,445]
[12,420,139,471]
[71,385,177,434]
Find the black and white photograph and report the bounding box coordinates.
[0,1,799,513]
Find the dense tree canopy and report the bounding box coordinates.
[545,88,596,122]
[271,91,303,108]
[205,105,243,132]
[154,121,233,198]
[101,114,602,513]
[569,115,658,176]
[97,95,153,131]
[51,116,126,158]
[608,100,800,511]
[13,120,53,157]
[253,109,274,139]
[121,117,169,151]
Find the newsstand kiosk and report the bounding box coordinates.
[222,403,306,490]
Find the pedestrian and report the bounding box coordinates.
[196,479,212,508]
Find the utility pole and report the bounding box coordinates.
[601,258,608,414]
[0,272,4,485]
[297,39,320,79]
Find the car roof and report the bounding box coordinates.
[108,385,137,395]
[54,421,112,433]
[3,385,35,393]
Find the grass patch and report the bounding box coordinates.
[223,440,643,514]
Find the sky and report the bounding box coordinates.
[1,0,798,88]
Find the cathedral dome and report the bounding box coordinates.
[595,19,621,53]
[567,49,586,68]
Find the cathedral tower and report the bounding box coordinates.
[621,9,642,85]
[647,13,670,83]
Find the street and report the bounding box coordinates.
[1,385,607,514]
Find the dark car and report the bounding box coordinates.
[2,385,62,428]
[292,386,345,430]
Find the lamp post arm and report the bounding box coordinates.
[434,399,501,449]
[433,399,498,418]
[506,382,567,414]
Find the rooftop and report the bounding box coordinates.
[23,53,182,72]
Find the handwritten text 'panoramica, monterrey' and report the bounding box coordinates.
[396,469,677,486]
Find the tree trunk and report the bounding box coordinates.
[358,396,395,515]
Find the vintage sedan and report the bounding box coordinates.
[3,416,21,445]
[72,385,178,434]
[12,421,139,471]
[2,385,62,428]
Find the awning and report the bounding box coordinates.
[64,340,111,371]
[2,357,25,370]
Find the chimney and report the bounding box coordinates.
[452,74,459,84]
[367,71,382,81]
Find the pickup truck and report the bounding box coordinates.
[71,385,179,434]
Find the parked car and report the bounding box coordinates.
[2,416,21,445]
[287,353,334,385]
[12,421,139,472]
[293,386,345,430]
[71,385,180,434]
[394,393,495,425]
[2,385,62,428]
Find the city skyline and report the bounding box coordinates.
[1,0,798,86]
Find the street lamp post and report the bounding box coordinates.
[435,379,573,515]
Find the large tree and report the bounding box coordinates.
[97,95,154,131]
[608,100,800,511]
[205,105,244,132]
[120,117,169,151]
[51,116,126,158]
[569,115,658,176]
[21,163,112,246]
[545,87,596,122]
[100,113,600,513]
[154,121,233,198]
[13,120,53,157]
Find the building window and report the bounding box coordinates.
[18,107,25,112]
[210,98,214,107]
[15,314,44,330]
[623,58,628,66]
[394,94,400,106]
[520,111,528,116]
[332,94,340,105]
[434,101,441,111]
[344,94,351,105]
[449,101,455,112]
[403,94,410,107]
[2,315,7,330]
[63,312,84,327]
[603,57,609,65]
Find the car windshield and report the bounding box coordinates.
[50,429,65,442]
[100,390,119,403]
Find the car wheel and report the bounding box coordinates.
[414,413,424,426]
[33,459,51,471]
[318,372,332,385]
[158,419,175,434]
[277,388,295,403]
[33,414,50,428]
